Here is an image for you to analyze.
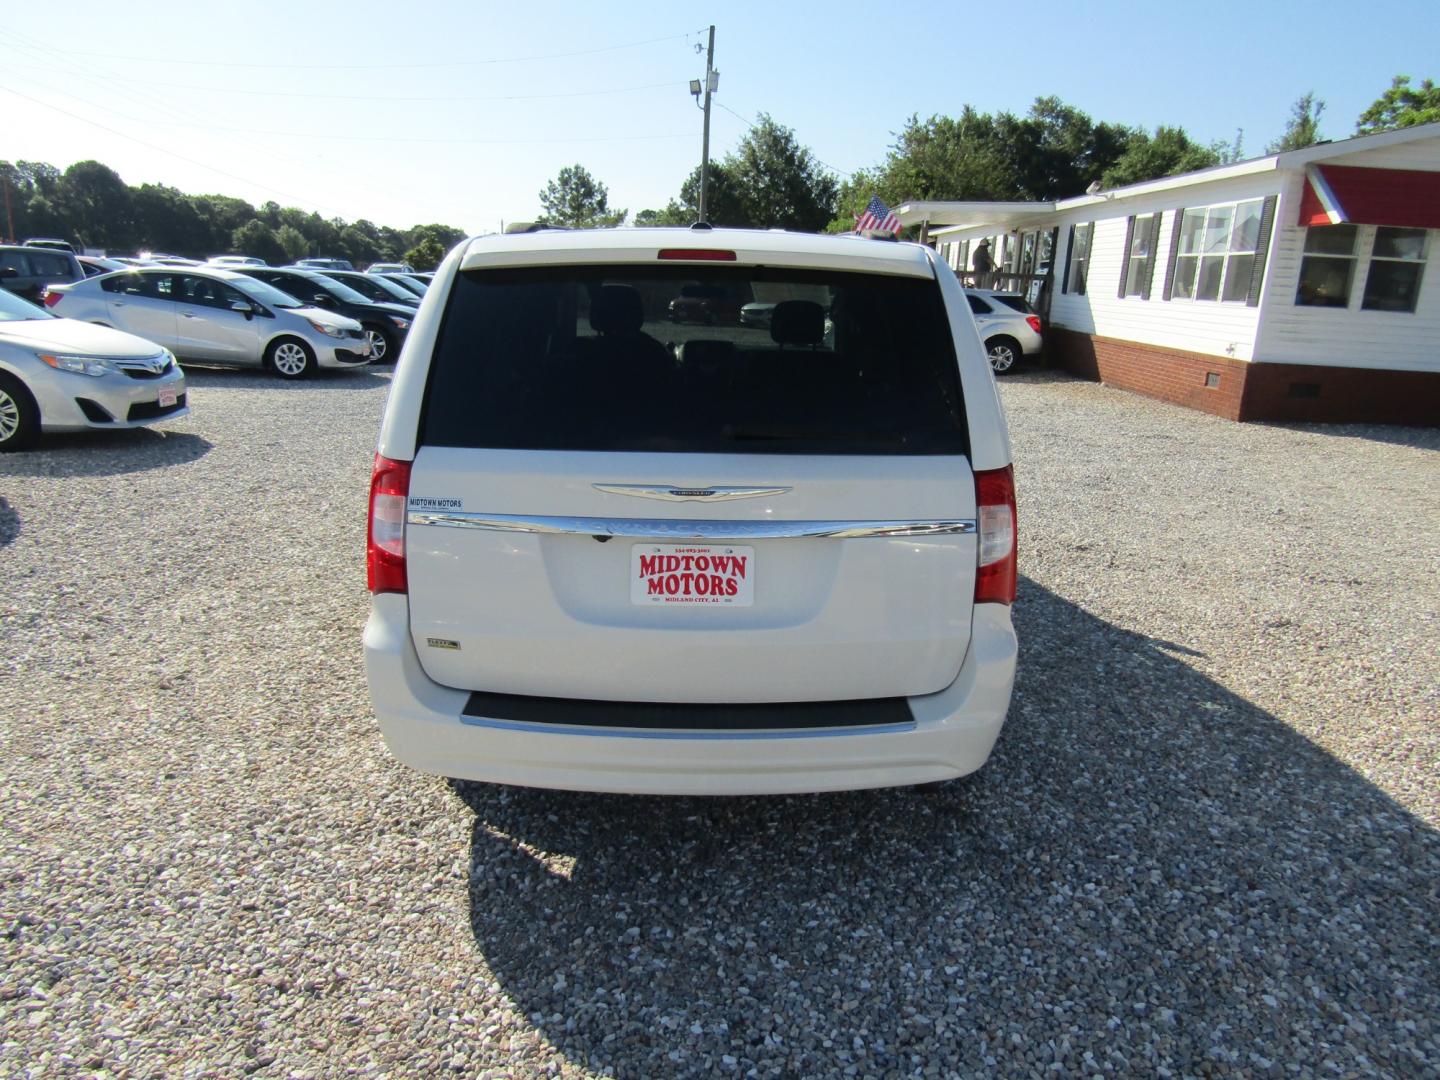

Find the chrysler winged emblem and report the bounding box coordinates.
[593,484,791,502]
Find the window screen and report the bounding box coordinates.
[421,266,968,456]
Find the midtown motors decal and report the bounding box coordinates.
[631,544,754,606]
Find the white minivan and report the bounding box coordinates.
[365,227,1018,794]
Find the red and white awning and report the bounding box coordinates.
[1298,164,1440,229]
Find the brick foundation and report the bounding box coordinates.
[1044,328,1440,425]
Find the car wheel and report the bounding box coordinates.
[985,337,1020,375]
[267,337,316,380]
[362,325,396,364]
[0,373,40,452]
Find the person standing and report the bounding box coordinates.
[972,239,994,289]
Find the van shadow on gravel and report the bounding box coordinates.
[0,429,211,477]
[178,366,392,391]
[453,578,1439,1077]
[0,496,19,546]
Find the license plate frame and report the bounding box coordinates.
[631,543,754,606]
[157,386,178,408]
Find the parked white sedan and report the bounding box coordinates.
[46,267,371,379]
[965,289,1044,374]
[0,287,187,451]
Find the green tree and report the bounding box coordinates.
[1268,93,1325,153]
[722,114,837,231]
[1099,126,1219,189]
[538,165,625,227]
[403,236,447,271]
[403,223,466,253]
[1214,129,1246,164]
[646,162,751,227]
[633,206,687,227]
[1356,75,1440,134]
[827,98,1144,230]
[56,161,134,250]
[231,220,286,264]
[131,183,208,256]
[276,224,309,262]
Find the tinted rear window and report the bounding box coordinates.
[421,265,968,455]
[990,294,1034,314]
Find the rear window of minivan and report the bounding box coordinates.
[421,266,969,456]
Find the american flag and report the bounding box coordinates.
[854,195,901,235]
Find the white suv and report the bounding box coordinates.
[365,228,1018,795]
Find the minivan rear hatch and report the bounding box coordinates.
[404,255,978,703]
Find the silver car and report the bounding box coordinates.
[964,289,1043,375]
[0,287,187,451]
[46,267,370,379]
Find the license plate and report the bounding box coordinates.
[157,387,178,408]
[631,544,754,606]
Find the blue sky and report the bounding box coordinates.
[2,0,1435,238]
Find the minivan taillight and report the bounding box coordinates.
[974,465,1017,605]
[367,453,412,594]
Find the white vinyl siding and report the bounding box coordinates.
[927,131,1439,372]
[1040,171,1281,359]
[1254,169,1440,372]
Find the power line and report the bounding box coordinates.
[715,102,855,180]
[3,77,694,147]
[48,31,695,71]
[0,31,417,212]
[0,85,356,217]
[0,63,689,104]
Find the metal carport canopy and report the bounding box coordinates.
[893,201,1057,230]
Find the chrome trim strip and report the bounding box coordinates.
[459,716,918,740]
[593,484,792,502]
[408,511,976,540]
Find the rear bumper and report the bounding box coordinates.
[364,593,1017,794]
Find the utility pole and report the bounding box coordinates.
[1,169,13,245]
[698,25,715,224]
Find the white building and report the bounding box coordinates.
[897,122,1440,423]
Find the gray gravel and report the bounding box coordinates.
[1,366,1436,1078]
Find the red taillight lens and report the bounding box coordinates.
[656,249,737,261]
[1025,314,1042,334]
[974,465,1017,605]
[367,453,411,594]
[43,291,62,308]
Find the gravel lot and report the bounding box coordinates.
[2,366,1437,1077]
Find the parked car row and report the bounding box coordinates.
[45,266,374,379]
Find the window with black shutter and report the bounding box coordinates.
[1170,199,1269,303]
[1064,223,1093,295]
[1121,214,1161,298]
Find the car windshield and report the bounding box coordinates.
[388,276,426,296]
[311,275,374,305]
[0,288,51,321]
[350,274,416,303]
[232,276,303,308]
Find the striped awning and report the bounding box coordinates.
[1298,164,1440,229]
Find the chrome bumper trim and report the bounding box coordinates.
[407,511,977,540]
